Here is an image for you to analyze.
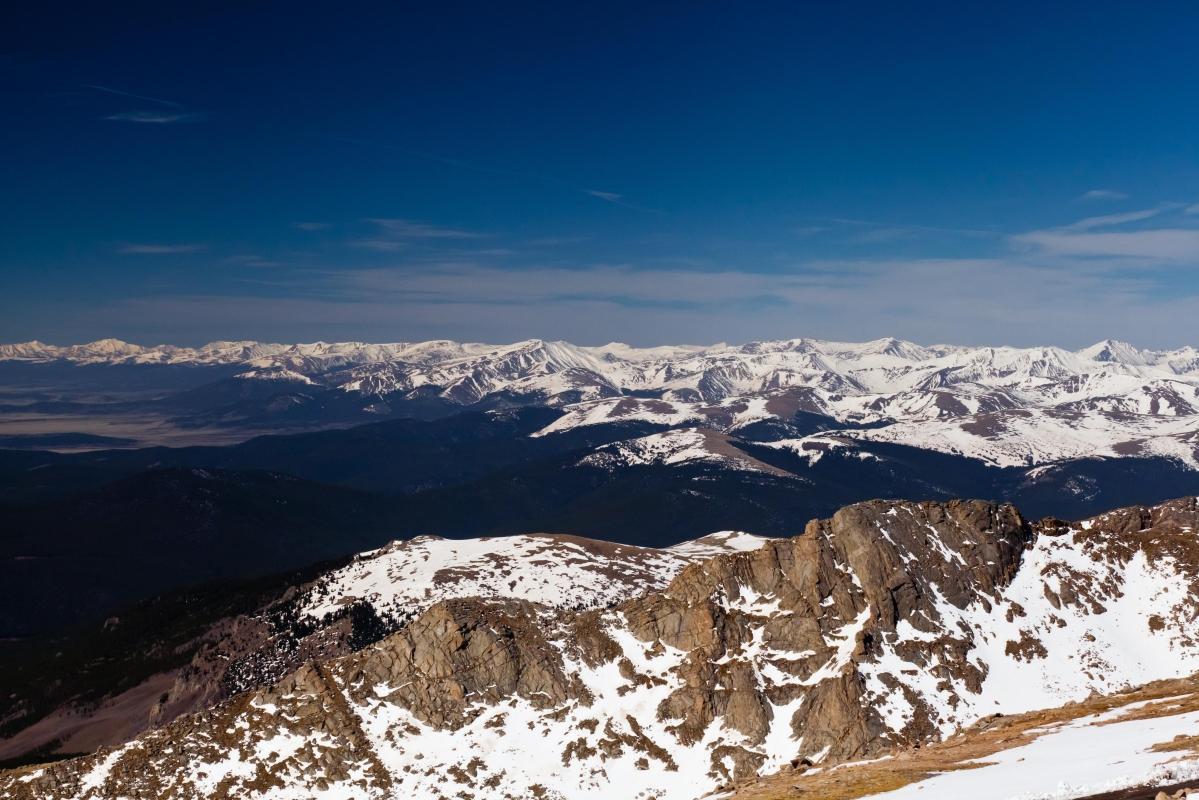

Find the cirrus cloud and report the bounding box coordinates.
[117,243,205,255]
[103,111,205,124]
[1011,206,1199,262]
[1078,189,1128,201]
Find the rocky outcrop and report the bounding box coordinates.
[611,499,1030,772]
[5,497,1199,800]
[0,531,768,768]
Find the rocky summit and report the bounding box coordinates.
[4,497,1199,800]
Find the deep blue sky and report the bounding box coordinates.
[4,1,1199,347]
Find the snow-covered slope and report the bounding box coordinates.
[0,529,773,770]
[855,407,1199,468]
[736,681,1199,800]
[7,497,1199,800]
[297,530,772,623]
[860,692,1199,800]
[575,427,790,474]
[6,335,1199,467]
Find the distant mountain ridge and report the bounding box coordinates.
[5,335,1199,468]
[7,336,1199,390]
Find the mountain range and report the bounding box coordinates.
[4,336,1199,797]
[2,335,1199,460]
[3,496,1198,799]
[4,336,1199,468]
[5,337,1199,640]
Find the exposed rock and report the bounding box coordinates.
[0,530,768,766]
[4,497,1199,800]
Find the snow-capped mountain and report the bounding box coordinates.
[9,337,1199,402]
[0,528,771,767]
[6,496,1198,800]
[6,336,1199,468]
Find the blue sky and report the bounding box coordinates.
[3,1,1199,347]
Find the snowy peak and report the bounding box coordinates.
[1078,338,1154,365]
[6,335,1194,377]
[8,335,1199,469]
[836,335,936,361]
[73,338,144,356]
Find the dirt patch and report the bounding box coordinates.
[696,429,794,477]
[762,387,826,419]
[0,671,176,762]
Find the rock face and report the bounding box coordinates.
[0,531,770,766]
[5,498,1199,800]
[144,532,774,733]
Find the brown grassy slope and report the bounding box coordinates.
[732,674,1199,800]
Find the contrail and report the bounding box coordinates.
[85,84,183,108]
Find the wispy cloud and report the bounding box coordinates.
[584,190,659,213]
[321,134,654,213]
[1064,208,1162,230]
[526,236,590,247]
[586,190,623,203]
[1078,189,1128,201]
[293,222,332,231]
[66,198,1199,348]
[1187,204,1199,216]
[350,239,407,252]
[118,243,205,255]
[817,217,1001,240]
[364,219,482,239]
[88,84,203,124]
[1014,228,1199,261]
[103,111,204,124]
[85,84,182,108]
[854,227,921,243]
[350,218,485,251]
[85,255,1196,348]
[1012,206,1199,261]
[224,254,280,268]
